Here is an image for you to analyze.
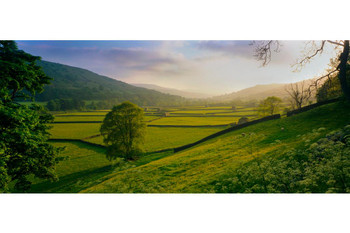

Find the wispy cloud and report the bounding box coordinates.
[17,40,336,95]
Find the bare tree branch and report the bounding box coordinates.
[296,40,326,67]
[285,80,314,110]
[326,40,344,47]
[252,40,280,67]
[307,70,338,92]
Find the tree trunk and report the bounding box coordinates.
[338,40,350,101]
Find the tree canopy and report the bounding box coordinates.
[100,101,146,161]
[0,41,60,192]
[257,96,282,116]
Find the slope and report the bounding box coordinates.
[34,60,185,106]
[81,100,350,193]
[212,79,315,102]
[132,83,212,99]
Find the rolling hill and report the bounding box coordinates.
[132,83,212,99]
[34,60,185,106]
[211,79,315,102]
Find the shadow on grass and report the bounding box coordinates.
[28,165,113,193]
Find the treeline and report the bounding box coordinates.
[34,60,187,107]
[46,98,120,111]
[46,99,85,111]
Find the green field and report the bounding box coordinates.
[43,102,340,193]
[50,123,101,139]
[54,116,105,122]
[84,126,227,152]
[171,110,235,114]
[81,101,350,193]
[28,141,174,193]
[53,114,160,122]
[149,116,240,126]
[55,112,108,116]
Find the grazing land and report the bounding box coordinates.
[147,116,240,126]
[28,141,173,193]
[49,123,101,139]
[32,101,350,193]
[83,126,227,152]
[81,101,350,193]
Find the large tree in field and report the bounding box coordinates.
[253,40,350,101]
[100,101,146,161]
[0,41,60,192]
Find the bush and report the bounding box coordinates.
[238,117,249,125]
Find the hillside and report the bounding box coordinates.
[81,101,350,193]
[212,79,315,102]
[132,83,211,99]
[34,60,185,106]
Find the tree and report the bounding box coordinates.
[257,96,282,116]
[252,40,350,101]
[285,80,312,110]
[0,41,60,192]
[100,101,146,161]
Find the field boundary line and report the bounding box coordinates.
[173,114,281,152]
[173,99,342,153]
[48,138,173,154]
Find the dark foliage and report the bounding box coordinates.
[0,41,60,192]
[35,60,186,106]
[100,102,146,161]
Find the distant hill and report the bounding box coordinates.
[212,80,314,102]
[132,83,211,99]
[35,61,185,106]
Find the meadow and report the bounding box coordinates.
[82,101,350,193]
[83,126,227,152]
[147,117,240,126]
[36,103,292,193]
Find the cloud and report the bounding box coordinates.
[18,41,195,79]
[197,40,253,58]
[16,40,336,96]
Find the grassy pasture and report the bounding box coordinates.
[28,141,173,193]
[84,126,227,152]
[82,101,350,193]
[49,123,101,139]
[54,116,105,122]
[211,111,257,116]
[55,112,108,116]
[29,141,111,193]
[53,115,160,123]
[148,116,238,126]
[171,110,235,114]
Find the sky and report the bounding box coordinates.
[16,40,338,96]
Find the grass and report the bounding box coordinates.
[55,111,108,116]
[53,115,160,122]
[49,123,101,139]
[211,111,257,116]
[81,101,350,193]
[29,141,111,193]
[171,110,235,114]
[54,116,105,122]
[28,141,173,193]
[148,116,239,126]
[84,126,227,152]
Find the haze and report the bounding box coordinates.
[17,40,337,96]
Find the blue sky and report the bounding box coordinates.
[17,40,336,95]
